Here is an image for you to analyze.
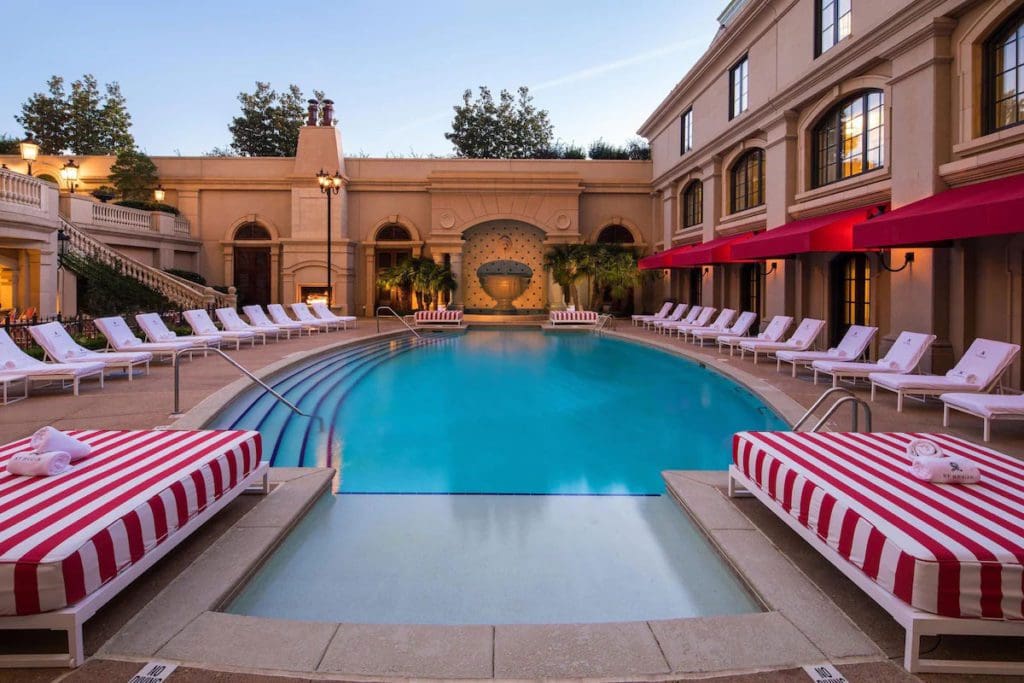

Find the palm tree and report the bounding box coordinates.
[431,265,459,307]
[592,245,640,312]
[376,259,416,311]
[543,244,586,309]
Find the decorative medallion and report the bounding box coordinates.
[439,211,456,229]
[555,213,571,230]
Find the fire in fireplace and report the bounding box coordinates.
[299,285,331,306]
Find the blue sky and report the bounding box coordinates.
[2,1,723,157]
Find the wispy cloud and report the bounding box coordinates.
[386,40,700,138]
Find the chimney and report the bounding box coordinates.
[306,100,319,127]
[321,99,335,127]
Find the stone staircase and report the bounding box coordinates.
[60,217,235,310]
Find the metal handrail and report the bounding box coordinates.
[375,306,421,338]
[594,314,613,334]
[171,346,313,423]
[810,395,872,433]
[792,387,857,430]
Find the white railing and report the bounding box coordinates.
[0,168,43,208]
[61,217,233,310]
[91,202,154,232]
[173,214,190,235]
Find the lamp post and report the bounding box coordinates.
[19,134,39,176]
[316,169,342,305]
[60,159,79,193]
[56,226,70,320]
[153,184,166,202]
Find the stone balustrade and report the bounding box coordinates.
[173,215,190,235]
[91,201,155,232]
[64,194,192,238]
[0,167,43,207]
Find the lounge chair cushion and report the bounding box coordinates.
[0,429,262,615]
[871,339,1020,392]
[733,430,1024,619]
[942,392,1024,418]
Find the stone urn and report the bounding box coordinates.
[477,260,532,311]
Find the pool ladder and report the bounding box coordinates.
[794,387,873,433]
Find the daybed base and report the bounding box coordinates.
[728,465,1024,675]
[0,462,269,668]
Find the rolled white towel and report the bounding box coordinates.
[7,451,72,477]
[910,455,981,484]
[31,426,92,462]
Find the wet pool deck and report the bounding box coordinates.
[1,318,1021,682]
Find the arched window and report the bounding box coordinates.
[681,181,703,227]
[730,149,764,213]
[596,225,634,244]
[812,90,884,188]
[986,10,1024,133]
[376,224,412,241]
[234,223,271,240]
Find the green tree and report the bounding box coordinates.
[228,82,321,157]
[109,149,158,200]
[543,244,593,309]
[445,86,553,158]
[591,245,641,312]
[16,74,134,154]
[0,134,20,154]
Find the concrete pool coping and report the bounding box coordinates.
[97,325,890,679]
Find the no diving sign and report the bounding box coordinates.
[803,663,848,683]
[128,661,178,683]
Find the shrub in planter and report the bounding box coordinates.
[164,268,206,285]
[113,200,180,215]
[91,186,117,202]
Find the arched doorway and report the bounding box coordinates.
[594,224,637,314]
[374,224,413,309]
[233,222,271,307]
[829,253,871,347]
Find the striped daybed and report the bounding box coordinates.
[729,430,1024,675]
[549,310,599,325]
[0,429,268,668]
[413,310,463,326]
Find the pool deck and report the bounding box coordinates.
[1,318,1021,682]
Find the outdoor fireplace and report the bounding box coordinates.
[299,285,331,306]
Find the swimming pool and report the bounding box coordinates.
[213,328,784,623]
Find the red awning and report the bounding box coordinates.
[853,173,1024,248]
[665,232,758,267]
[638,242,699,270]
[731,205,882,260]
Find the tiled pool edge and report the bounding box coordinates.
[98,466,887,680]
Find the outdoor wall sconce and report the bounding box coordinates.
[879,250,915,273]
[60,158,79,193]
[153,185,166,202]
[765,260,779,275]
[20,133,39,176]
[868,204,887,219]
[702,267,710,278]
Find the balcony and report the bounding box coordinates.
[0,168,60,232]
[63,194,193,239]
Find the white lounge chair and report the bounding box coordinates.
[775,325,877,378]
[812,331,936,387]
[718,315,793,356]
[244,305,307,338]
[0,329,104,396]
[95,316,202,364]
[0,371,28,404]
[183,309,257,349]
[870,338,1021,412]
[655,305,700,333]
[216,307,278,344]
[942,392,1024,442]
[268,303,328,333]
[692,311,756,347]
[644,303,688,330]
[136,312,223,354]
[674,309,735,342]
[29,321,152,381]
[632,301,673,326]
[739,318,825,364]
[311,302,357,330]
[290,303,341,332]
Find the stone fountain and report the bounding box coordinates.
[476,233,533,312]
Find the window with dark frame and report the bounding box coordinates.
[986,9,1024,133]
[730,149,764,213]
[682,181,703,227]
[689,268,703,305]
[812,90,884,188]
[739,263,762,316]
[829,253,871,346]
[234,223,271,240]
[376,224,412,241]
[596,225,635,244]
[816,0,851,57]
[729,56,749,119]
[681,108,693,154]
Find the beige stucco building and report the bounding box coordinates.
[640,0,1024,389]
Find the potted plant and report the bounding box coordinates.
[91,185,117,203]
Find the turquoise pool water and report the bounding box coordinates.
[215,329,783,623]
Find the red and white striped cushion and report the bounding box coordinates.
[550,311,598,322]
[733,431,1024,619]
[0,429,261,616]
[414,310,462,322]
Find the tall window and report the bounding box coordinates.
[730,149,764,213]
[376,224,412,241]
[597,225,634,244]
[729,56,749,119]
[680,108,693,154]
[987,10,1024,132]
[812,90,884,188]
[816,0,851,56]
[682,181,703,227]
[740,263,762,315]
[830,253,871,346]
[689,269,703,304]
[233,223,271,240]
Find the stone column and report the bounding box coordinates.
[364,246,377,316]
[270,248,281,303]
[700,157,722,308]
[450,250,464,307]
[763,111,798,320]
